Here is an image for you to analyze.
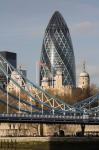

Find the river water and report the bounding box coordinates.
[0,141,99,150]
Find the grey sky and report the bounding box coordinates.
[0,0,99,85]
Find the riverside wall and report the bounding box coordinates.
[0,123,98,137]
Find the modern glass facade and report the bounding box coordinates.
[0,51,17,68]
[0,51,17,83]
[40,11,76,87]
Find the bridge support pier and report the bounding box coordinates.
[81,124,85,136]
[39,124,44,136]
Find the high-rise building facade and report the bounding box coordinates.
[0,51,17,69]
[40,11,76,87]
[0,51,17,84]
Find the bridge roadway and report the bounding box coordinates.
[0,114,99,125]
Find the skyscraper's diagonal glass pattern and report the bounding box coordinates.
[40,11,76,87]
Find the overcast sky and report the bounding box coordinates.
[0,0,99,86]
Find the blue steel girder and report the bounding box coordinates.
[0,86,48,114]
[0,54,75,115]
[73,93,99,114]
[0,98,30,114]
[74,93,99,108]
[0,64,54,113]
[88,106,99,114]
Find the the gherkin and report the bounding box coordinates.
[40,11,76,87]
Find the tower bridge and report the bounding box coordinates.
[0,54,98,126]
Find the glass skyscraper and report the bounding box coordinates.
[0,51,17,83]
[40,11,76,87]
[0,51,17,69]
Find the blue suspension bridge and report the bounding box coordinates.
[0,54,99,125]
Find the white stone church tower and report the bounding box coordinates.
[78,62,90,90]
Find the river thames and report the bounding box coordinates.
[0,137,99,150]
